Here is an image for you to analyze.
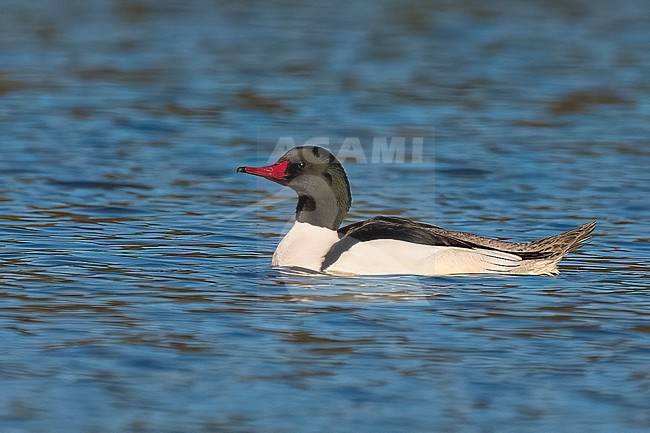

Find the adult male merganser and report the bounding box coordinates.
[237,146,595,276]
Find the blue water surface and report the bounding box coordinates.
[0,1,649,432]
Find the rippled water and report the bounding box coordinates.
[1,1,649,432]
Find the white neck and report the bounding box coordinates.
[272,221,340,272]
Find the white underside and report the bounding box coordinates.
[272,221,559,276]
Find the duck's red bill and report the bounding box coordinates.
[237,160,289,180]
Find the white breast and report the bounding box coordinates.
[272,221,339,271]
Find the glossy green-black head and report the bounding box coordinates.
[237,146,352,230]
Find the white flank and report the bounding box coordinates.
[325,240,525,276]
[272,222,562,276]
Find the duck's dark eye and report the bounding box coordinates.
[298,161,306,169]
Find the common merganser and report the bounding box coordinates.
[237,146,595,276]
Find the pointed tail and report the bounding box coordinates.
[527,221,596,258]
